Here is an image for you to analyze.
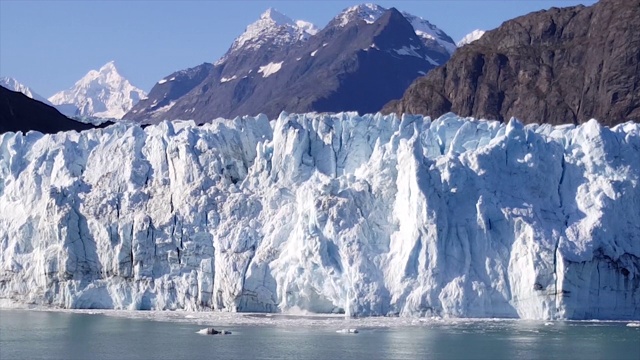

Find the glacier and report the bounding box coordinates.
[0,112,638,320]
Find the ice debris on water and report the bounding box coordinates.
[336,328,359,334]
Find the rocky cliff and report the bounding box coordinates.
[383,0,640,126]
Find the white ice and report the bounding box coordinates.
[0,112,638,320]
[258,62,283,78]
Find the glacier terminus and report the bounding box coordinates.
[0,112,638,320]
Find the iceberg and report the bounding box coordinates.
[0,112,638,320]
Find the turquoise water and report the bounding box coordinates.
[0,310,638,360]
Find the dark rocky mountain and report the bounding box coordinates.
[124,4,456,123]
[0,86,109,134]
[383,0,640,126]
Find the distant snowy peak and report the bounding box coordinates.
[401,12,457,55]
[457,29,486,47]
[219,8,318,63]
[0,77,51,105]
[48,61,147,119]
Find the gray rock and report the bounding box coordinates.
[383,0,640,126]
[205,327,231,335]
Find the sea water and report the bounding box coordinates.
[0,310,638,360]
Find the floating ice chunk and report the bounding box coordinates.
[336,328,359,334]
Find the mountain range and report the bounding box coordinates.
[1,0,638,130]
[123,4,457,123]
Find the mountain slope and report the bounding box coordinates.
[0,77,52,105]
[0,86,105,133]
[383,0,640,126]
[49,61,147,119]
[124,5,456,123]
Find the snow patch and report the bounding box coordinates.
[393,45,422,58]
[258,62,283,78]
[457,30,486,47]
[221,76,238,83]
[401,11,457,55]
[425,56,439,66]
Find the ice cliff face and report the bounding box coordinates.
[0,113,638,320]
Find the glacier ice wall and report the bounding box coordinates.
[0,112,638,320]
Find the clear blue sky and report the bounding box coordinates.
[0,0,597,97]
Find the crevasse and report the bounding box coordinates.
[0,112,638,320]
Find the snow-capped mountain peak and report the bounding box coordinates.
[457,29,486,47]
[99,60,117,73]
[335,3,386,26]
[260,8,294,25]
[330,4,456,55]
[48,61,147,119]
[0,76,52,105]
[220,8,318,63]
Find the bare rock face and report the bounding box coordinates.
[383,0,640,126]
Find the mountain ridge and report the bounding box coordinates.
[0,86,108,134]
[124,4,456,123]
[0,77,52,105]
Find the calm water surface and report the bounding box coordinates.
[0,310,638,360]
